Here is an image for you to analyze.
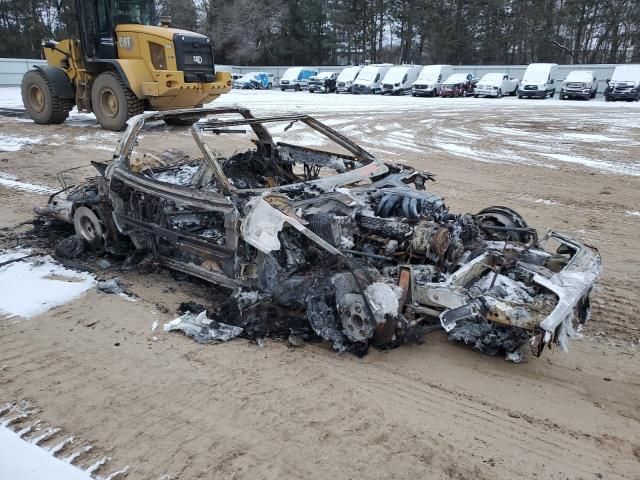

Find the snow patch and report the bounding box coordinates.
[562,132,617,142]
[0,250,96,319]
[436,142,477,158]
[534,198,559,206]
[0,171,57,194]
[0,135,42,152]
[539,153,640,176]
[625,211,640,217]
[0,426,93,480]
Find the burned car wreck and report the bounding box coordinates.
[35,107,601,359]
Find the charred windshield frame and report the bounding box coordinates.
[114,108,386,194]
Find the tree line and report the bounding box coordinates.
[1,0,638,65]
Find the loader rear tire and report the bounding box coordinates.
[91,72,144,131]
[21,70,74,125]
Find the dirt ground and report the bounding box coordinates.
[1,94,639,479]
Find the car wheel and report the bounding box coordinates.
[280,87,285,91]
[496,89,502,98]
[295,84,300,92]
[268,83,272,90]
[73,206,106,252]
[473,94,478,98]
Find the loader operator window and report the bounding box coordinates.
[112,0,155,25]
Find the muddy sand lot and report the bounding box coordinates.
[1,91,639,479]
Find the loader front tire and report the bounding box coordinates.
[21,70,74,125]
[91,72,144,131]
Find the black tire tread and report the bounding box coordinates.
[28,70,74,124]
[111,71,145,118]
[92,71,144,131]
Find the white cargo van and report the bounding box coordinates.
[351,64,393,94]
[560,70,597,100]
[380,65,422,95]
[279,67,318,91]
[411,65,452,97]
[604,65,640,102]
[336,66,362,93]
[517,63,558,99]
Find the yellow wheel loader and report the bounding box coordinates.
[21,0,232,131]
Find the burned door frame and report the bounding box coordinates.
[110,168,242,288]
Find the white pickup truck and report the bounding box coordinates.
[473,73,519,98]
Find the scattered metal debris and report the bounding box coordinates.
[163,310,243,343]
[96,278,126,295]
[34,107,602,359]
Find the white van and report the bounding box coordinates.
[411,65,452,97]
[279,67,318,91]
[605,65,640,102]
[560,70,597,100]
[381,65,422,95]
[518,63,558,99]
[336,66,362,93]
[351,64,393,94]
[474,72,519,98]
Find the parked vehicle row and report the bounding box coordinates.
[231,64,640,102]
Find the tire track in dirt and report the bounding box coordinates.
[305,348,639,479]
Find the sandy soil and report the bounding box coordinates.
[1,93,639,479]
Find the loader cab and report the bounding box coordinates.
[76,0,157,59]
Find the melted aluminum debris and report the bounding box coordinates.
[164,310,243,343]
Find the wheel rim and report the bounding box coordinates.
[29,85,45,112]
[100,87,119,118]
[79,216,98,242]
[74,206,105,250]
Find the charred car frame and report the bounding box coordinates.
[36,107,601,358]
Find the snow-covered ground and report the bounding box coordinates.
[0,250,96,319]
[4,85,640,114]
[2,87,640,176]
[0,426,93,480]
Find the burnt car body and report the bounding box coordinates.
[36,107,601,358]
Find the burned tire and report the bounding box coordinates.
[476,206,531,243]
[73,206,106,252]
[21,70,74,125]
[91,72,144,131]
